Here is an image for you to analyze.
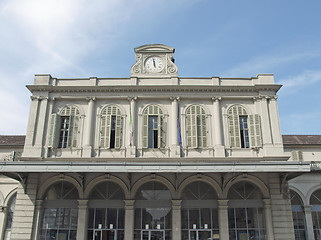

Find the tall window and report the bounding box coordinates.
[40,181,79,240]
[48,106,81,149]
[142,106,166,149]
[228,105,262,148]
[228,181,265,240]
[185,105,207,148]
[3,193,16,240]
[310,189,321,239]
[100,106,123,149]
[290,190,306,240]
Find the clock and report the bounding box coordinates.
[145,56,164,73]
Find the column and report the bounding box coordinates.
[124,200,135,240]
[263,199,274,240]
[212,97,225,157]
[259,96,272,145]
[31,200,43,240]
[172,200,182,240]
[128,98,137,157]
[170,97,180,157]
[83,97,96,157]
[76,200,89,240]
[304,205,314,240]
[218,200,229,239]
[0,206,7,239]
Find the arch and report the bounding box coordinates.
[130,175,176,199]
[184,104,211,116]
[3,188,18,206]
[84,175,130,199]
[177,175,222,199]
[222,174,269,199]
[140,104,168,115]
[306,185,321,204]
[99,104,125,116]
[226,104,250,116]
[58,104,83,116]
[37,174,83,199]
[289,186,308,206]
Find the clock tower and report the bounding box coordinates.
[130,44,178,78]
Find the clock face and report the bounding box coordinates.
[145,56,164,73]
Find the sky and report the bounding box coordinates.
[0,0,321,135]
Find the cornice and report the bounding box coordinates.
[26,84,282,94]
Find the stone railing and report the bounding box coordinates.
[0,151,21,162]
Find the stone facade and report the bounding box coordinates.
[0,44,319,240]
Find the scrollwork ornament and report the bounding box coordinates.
[167,54,178,74]
[131,54,142,74]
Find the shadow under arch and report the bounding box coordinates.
[177,174,223,199]
[37,174,83,199]
[306,185,321,204]
[222,174,270,199]
[289,186,307,206]
[130,175,176,199]
[3,187,17,207]
[84,174,129,199]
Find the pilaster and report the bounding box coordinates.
[83,97,96,157]
[124,200,135,240]
[303,205,314,240]
[217,200,229,240]
[31,200,43,240]
[171,200,182,240]
[127,98,137,157]
[212,97,225,157]
[268,96,284,149]
[263,199,274,240]
[170,97,180,157]
[76,200,89,240]
[0,206,7,239]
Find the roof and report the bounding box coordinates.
[282,135,321,145]
[0,135,25,146]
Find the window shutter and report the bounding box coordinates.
[186,113,192,148]
[100,115,111,148]
[190,106,198,148]
[159,115,166,148]
[249,114,262,148]
[229,114,241,148]
[67,116,74,148]
[199,114,207,148]
[114,115,122,149]
[48,114,60,148]
[142,113,148,148]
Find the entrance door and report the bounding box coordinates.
[142,230,165,240]
[94,230,117,240]
[189,230,212,240]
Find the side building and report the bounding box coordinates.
[0,44,318,240]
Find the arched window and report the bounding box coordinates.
[310,189,321,239]
[181,181,219,240]
[290,190,306,240]
[48,106,81,149]
[40,181,79,240]
[100,106,123,149]
[3,193,16,240]
[142,106,166,149]
[228,105,262,148]
[228,181,265,240]
[87,182,125,240]
[134,182,172,240]
[185,105,207,148]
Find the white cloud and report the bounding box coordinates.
[279,69,321,93]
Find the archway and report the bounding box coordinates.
[290,189,306,240]
[134,181,172,240]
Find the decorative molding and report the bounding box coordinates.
[167,53,178,74]
[85,97,96,101]
[211,97,222,102]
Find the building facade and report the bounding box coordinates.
[0,44,317,240]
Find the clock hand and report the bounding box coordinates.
[153,58,156,68]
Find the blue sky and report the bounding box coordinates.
[0,0,321,135]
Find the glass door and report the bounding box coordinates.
[94,230,117,240]
[189,230,213,240]
[141,230,165,240]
